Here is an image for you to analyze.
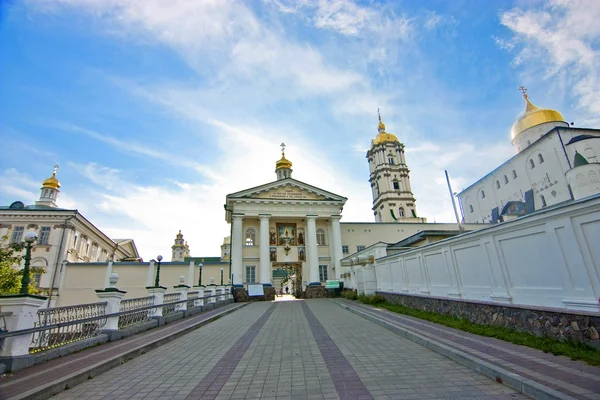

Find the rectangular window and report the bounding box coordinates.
[356,245,366,252]
[342,245,349,254]
[10,226,24,244]
[38,226,51,245]
[319,265,328,282]
[245,265,256,283]
[393,181,399,190]
[388,157,394,164]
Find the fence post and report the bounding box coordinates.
[174,276,190,313]
[95,273,126,332]
[204,285,216,307]
[193,286,205,308]
[146,285,167,323]
[0,294,47,367]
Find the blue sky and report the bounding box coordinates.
[1,0,598,260]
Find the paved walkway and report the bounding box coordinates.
[336,299,600,400]
[30,300,529,400]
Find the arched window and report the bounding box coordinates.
[388,157,394,165]
[503,175,509,184]
[495,181,500,189]
[540,195,547,207]
[398,208,405,217]
[512,170,517,179]
[245,228,255,246]
[481,190,486,199]
[469,205,474,213]
[393,181,399,190]
[538,153,544,164]
[529,159,535,169]
[316,228,326,246]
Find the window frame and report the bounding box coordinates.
[316,228,326,246]
[245,228,256,246]
[393,181,399,190]
[503,175,509,184]
[342,245,349,254]
[319,265,328,282]
[512,170,517,179]
[245,265,256,284]
[10,226,24,244]
[529,159,535,169]
[38,226,51,245]
[356,245,366,252]
[538,153,545,164]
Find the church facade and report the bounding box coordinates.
[225,145,347,289]
[458,89,600,223]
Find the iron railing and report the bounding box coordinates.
[163,293,181,316]
[30,302,107,353]
[118,296,155,329]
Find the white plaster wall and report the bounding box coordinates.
[354,194,600,312]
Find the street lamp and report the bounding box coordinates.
[20,231,38,294]
[220,268,224,285]
[197,262,203,286]
[154,255,163,287]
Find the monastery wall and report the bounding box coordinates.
[345,193,600,313]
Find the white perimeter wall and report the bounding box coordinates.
[348,194,600,312]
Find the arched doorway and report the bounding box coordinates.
[272,263,303,297]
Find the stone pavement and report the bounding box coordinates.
[335,299,600,400]
[31,299,529,399]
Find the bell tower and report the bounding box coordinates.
[366,111,420,223]
[171,230,186,261]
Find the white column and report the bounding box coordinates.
[306,215,320,285]
[146,260,155,287]
[331,215,343,280]
[96,290,126,330]
[146,287,166,317]
[231,214,244,286]
[103,260,114,288]
[259,214,271,285]
[187,261,195,286]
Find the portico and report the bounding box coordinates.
[225,145,347,294]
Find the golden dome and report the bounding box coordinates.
[42,165,61,190]
[275,152,292,169]
[511,93,566,140]
[373,112,399,145]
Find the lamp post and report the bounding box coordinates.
[20,231,38,294]
[220,268,224,285]
[154,255,163,287]
[197,262,203,286]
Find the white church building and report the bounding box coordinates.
[458,88,600,223]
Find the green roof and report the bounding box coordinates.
[574,151,589,167]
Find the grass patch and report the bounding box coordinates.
[356,295,600,366]
[340,289,358,300]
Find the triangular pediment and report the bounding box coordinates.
[227,179,347,203]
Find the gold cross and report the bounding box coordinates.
[280,142,286,153]
[53,164,59,175]
[519,86,528,98]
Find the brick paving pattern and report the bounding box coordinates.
[339,299,600,399]
[185,304,277,399]
[43,299,527,399]
[301,302,372,400]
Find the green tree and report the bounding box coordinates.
[0,235,43,295]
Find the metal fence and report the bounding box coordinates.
[118,296,155,330]
[163,293,181,316]
[30,302,108,353]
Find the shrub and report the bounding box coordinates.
[358,294,386,305]
[340,289,358,300]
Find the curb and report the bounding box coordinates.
[7,303,248,400]
[333,300,575,400]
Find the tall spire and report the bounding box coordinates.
[377,108,386,132]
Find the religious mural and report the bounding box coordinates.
[298,246,306,261]
[297,228,305,245]
[270,247,277,261]
[277,223,296,245]
[269,228,277,245]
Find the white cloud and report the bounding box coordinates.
[500,0,600,124]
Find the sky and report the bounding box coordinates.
[1,0,599,261]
